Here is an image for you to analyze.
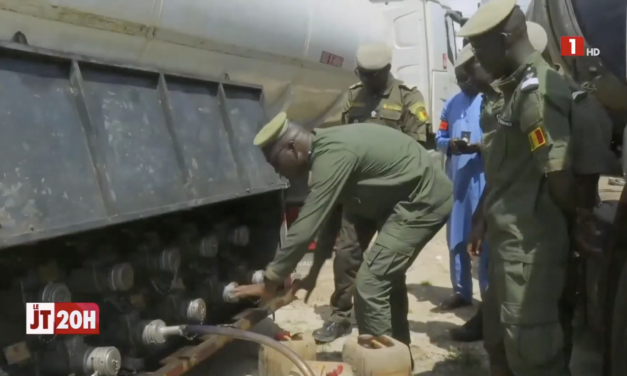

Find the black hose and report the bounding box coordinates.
[182,325,315,376]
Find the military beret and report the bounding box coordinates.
[458,0,517,37]
[355,43,392,70]
[455,44,475,68]
[526,21,548,52]
[253,112,288,147]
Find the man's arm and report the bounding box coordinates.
[435,98,452,154]
[309,206,342,275]
[401,88,430,143]
[339,89,355,125]
[519,88,576,219]
[472,184,488,226]
[467,183,489,255]
[264,151,357,283]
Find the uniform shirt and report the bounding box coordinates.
[264,124,453,282]
[435,92,486,253]
[339,77,430,142]
[554,65,618,175]
[482,52,571,263]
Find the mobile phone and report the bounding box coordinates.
[461,131,471,143]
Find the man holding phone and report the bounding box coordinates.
[435,45,489,323]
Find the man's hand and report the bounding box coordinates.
[467,219,487,256]
[459,143,481,154]
[296,273,318,304]
[571,208,603,255]
[232,283,277,306]
[449,139,465,155]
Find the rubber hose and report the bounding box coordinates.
[183,325,315,376]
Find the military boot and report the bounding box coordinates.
[312,321,352,343]
[449,307,483,342]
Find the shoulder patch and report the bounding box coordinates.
[409,103,428,121]
[349,82,363,90]
[528,127,546,151]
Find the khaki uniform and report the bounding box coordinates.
[264,123,452,344]
[317,77,431,325]
[340,79,430,143]
[480,52,572,376]
[554,64,617,365]
[555,65,616,177]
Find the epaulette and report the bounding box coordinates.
[572,90,588,103]
[520,67,539,92]
[398,83,417,91]
[349,82,363,90]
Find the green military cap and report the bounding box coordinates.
[457,0,517,37]
[355,43,392,70]
[455,44,475,68]
[526,21,548,52]
[253,112,288,147]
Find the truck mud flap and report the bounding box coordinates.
[0,41,286,248]
[148,292,296,376]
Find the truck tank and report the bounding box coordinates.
[0,0,389,373]
[0,38,292,376]
[526,0,627,130]
[0,0,391,127]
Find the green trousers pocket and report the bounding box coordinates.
[501,302,564,368]
[364,244,411,278]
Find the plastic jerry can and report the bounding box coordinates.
[258,331,317,376]
[287,361,354,376]
[342,335,412,376]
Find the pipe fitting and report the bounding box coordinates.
[222,282,239,303]
[186,298,207,322]
[199,234,219,258]
[83,347,121,376]
[141,320,168,345]
[251,270,265,285]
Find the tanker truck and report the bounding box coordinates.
[0,1,461,376]
[526,0,627,374]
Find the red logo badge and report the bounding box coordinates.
[26,303,100,335]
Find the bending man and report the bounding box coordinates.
[233,113,452,351]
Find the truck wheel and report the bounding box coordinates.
[611,259,627,375]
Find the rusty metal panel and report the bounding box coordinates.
[0,42,286,248]
[161,76,241,199]
[0,53,107,238]
[220,84,280,191]
[79,64,187,214]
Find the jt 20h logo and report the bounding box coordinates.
[26,303,100,335]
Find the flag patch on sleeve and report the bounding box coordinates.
[528,127,546,151]
[439,120,449,131]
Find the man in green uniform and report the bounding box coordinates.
[459,1,577,375]
[311,43,433,342]
[526,20,619,365]
[527,21,618,207]
[232,112,453,353]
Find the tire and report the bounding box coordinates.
[610,259,627,375]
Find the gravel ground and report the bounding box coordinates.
[191,177,621,376]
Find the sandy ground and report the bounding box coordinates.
[192,177,622,376]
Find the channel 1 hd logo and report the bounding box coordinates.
[26,303,100,335]
[561,36,600,57]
